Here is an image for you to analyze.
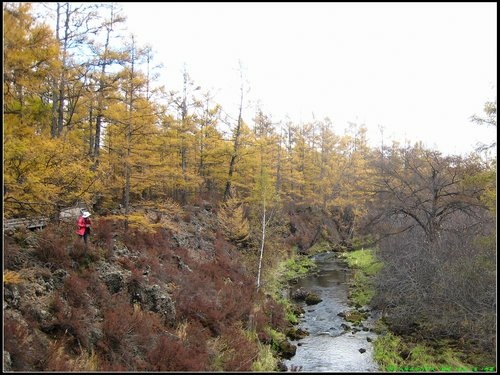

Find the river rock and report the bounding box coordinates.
[286,327,309,340]
[340,323,351,331]
[276,361,288,372]
[304,292,322,305]
[278,340,297,359]
[291,287,309,301]
[344,310,367,323]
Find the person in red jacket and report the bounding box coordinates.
[76,211,92,244]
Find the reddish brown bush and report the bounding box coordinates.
[92,218,114,251]
[115,254,134,270]
[44,306,93,353]
[69,239,88,263]
[3,235,25,270]
[101,293,136,352]
[147,336,199,371]
[42,339,74,371]
[63,272,90,308]
[213,231,234,254]
[148,321,209,371]
[182,211,192,222]
[99,293,154,366]
[33,230,72,270]
[49,293,66,315]
[97,291,179,370]
[123,228,157,251]
[251,295,288,344]
[217,324,260,371]
[4,315,46,371]
[173,245,257,341]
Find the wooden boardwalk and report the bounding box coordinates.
[3,217,50,231]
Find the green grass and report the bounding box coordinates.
[341,248,383,275]
[281,255,317,281]
[263,254,317,300]
[251,344,278,371]
[339,248,382,306]
[307,241,333,255]
[374,333,472,372]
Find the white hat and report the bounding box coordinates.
[82,211,91,218]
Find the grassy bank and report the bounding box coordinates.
[264,253,317,300]
[251,252,318,369]
[373,331,475,372]
[339,248,382,307]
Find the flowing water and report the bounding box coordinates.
[283,252,379,372]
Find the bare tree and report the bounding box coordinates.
[370,145,487,243]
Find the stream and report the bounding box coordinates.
[283,252,379,372]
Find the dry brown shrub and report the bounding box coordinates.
[4,315,45,370]
[33,230,72,270]
[63,272,90,308]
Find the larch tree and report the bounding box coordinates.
[328,123,376,248]
[224,61,247,201]
[48,2,101,138]
[197,91,226,197]
[87,2,127,160]
[168,67,203,204]
[100,34,162,224]
[3,3,95,218]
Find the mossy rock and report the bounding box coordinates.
[278,340,297,359]
[286,327,309,340]
[304,293,322,305]
[344,310,367,324]
[291,303,305,316]
[291,287,309,301]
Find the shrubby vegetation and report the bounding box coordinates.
[368,145,496,367]
[3,215,294,371]
[3,2,496,371]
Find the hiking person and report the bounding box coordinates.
[76,210,92,244]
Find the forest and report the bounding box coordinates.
[3,2,496,371]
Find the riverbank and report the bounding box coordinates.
[339,248,382,308]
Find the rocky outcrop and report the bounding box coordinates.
[3,233,178,369]
[127,281,176,324]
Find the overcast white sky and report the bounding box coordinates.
[119,2,496,156]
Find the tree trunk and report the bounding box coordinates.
[224,71,244,201]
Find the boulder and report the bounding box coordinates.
[304,292,322,305]
[291,287,309,301]
[286,327,309,340]
[278,340,297,359]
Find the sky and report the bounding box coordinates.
[119,2,497,156]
